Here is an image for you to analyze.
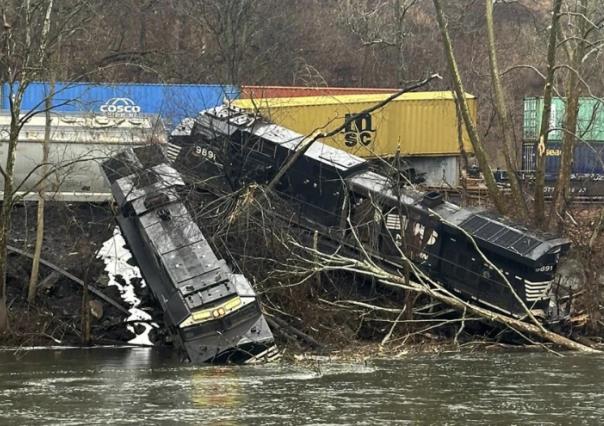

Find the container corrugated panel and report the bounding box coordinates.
[233,91,476,157]
[523,97,604,142]
[1,82,239,128]
[521,143,535,171]
[522,141,604,175]
[403,156,460,186]
[240,85,396,99]
[0,111,166,201]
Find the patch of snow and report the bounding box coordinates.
[97,227,157,346]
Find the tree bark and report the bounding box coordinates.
[0,114,22,334]
[485,0,529,219]
[534,0,563,225]
[322,257,599,353]
[432,0,506,214]
[28,79,54,303]
[549,0,590,230]
[394,0,405,86]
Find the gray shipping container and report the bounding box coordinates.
[402,156,460,187]
[0,112,166,201]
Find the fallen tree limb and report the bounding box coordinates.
[294,242,599,353]
[265,317,304,350]
[7,245,130,315]
[266,314,324,350]
[364,261,599,353]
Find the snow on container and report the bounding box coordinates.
[232,91,476,157]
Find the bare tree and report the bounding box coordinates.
[534,0,564,225]
[338,0,419,86]
[0,0,92,332]
[26,1,56,304]
[432,0,506,214]
[0,0,55,332]
[485,0,529,219]
[549,0,598,229]
[180,0,259,85]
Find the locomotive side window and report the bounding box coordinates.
[261,140,276,158]
[243,134,262,152]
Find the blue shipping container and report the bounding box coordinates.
[522,141,604,176]
[1,81,239,128]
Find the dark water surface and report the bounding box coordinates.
[0,347,602,425]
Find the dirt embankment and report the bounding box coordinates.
[2,199,602,356]
[3,202,161,347]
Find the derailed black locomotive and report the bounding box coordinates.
[102,147,277,363]
[168,105,570,318]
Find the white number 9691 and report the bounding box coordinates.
[193,145,216,160]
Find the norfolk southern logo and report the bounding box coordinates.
[99,97,141,118]
[342,113,375,147]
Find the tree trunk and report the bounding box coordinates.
[485,0,529,219]
[432,0,506,214]
[551,80,580,229]
[28,80,55,303]
[534,0,563,225]
[355,260,599,352]
[0,232,8,333]
[81,276,91,344]
[394,0,405,86]
[0,121,22,334]
[549,0,589,230]
[27,3,57,303]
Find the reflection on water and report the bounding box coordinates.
[0,347,603,425]
[190,367,243,410]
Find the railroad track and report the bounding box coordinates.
[426,185,604,205]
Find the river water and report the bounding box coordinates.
[0,347,602,425]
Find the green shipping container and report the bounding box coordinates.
[523,96,604,142]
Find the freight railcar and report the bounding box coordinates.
[101,147,276,363]
[240,85,396,99]
[521,96,604,199]
[167,106,570,318]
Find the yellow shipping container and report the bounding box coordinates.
[233,91,476,157]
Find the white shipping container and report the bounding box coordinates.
[402,156,460,187]
[0,113,166,201]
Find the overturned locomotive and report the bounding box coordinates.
[167,105,570,318]
[102,147,276,363]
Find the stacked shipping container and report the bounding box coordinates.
[233,91,477,186]
[522,96,604,176]
[1,82,239,129]
[1,82,477,190]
